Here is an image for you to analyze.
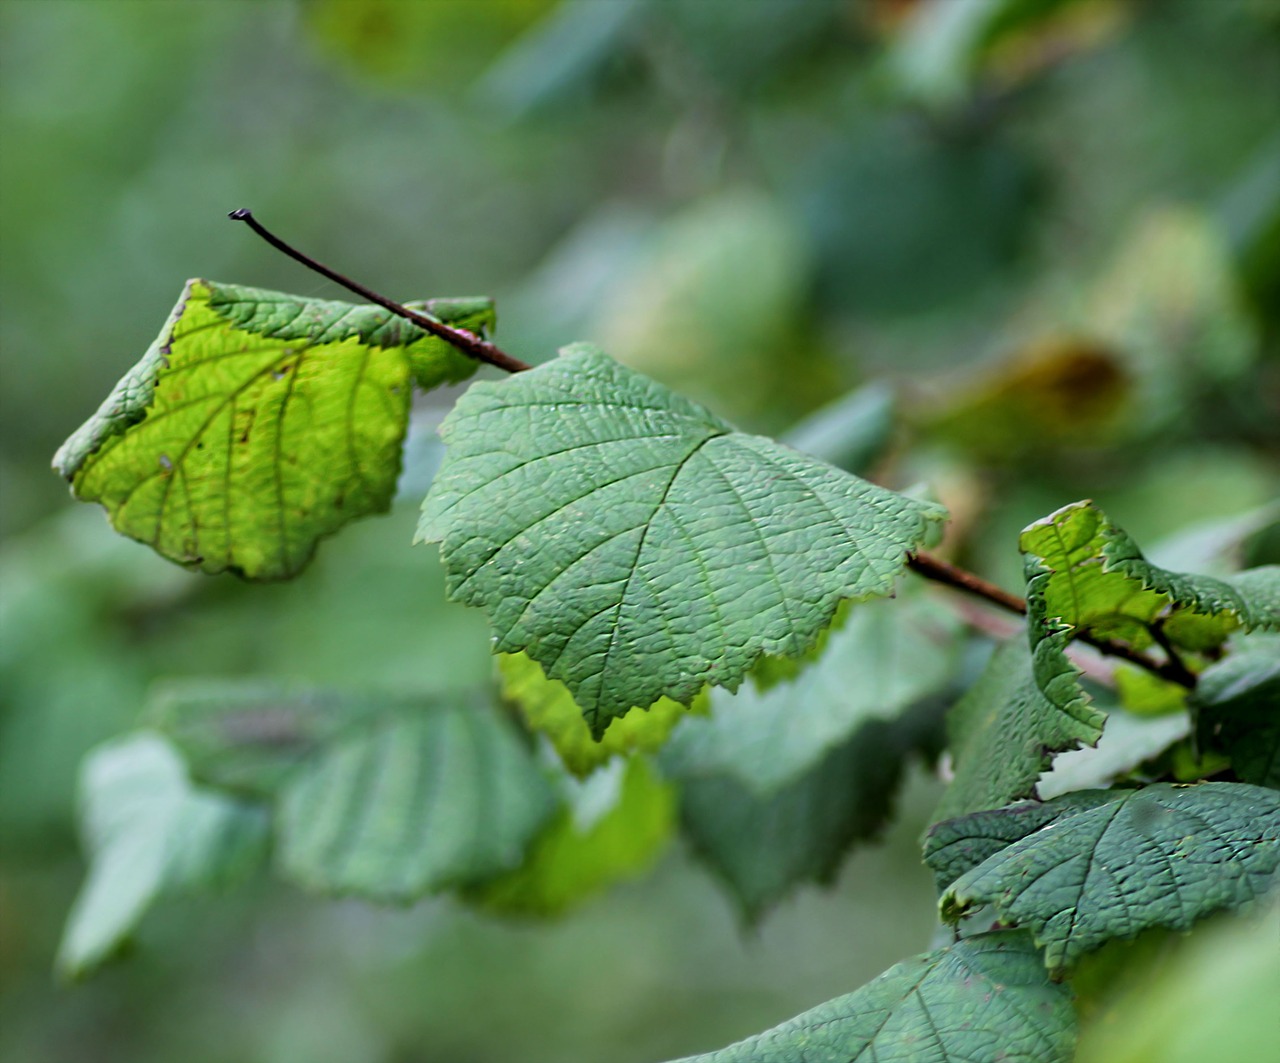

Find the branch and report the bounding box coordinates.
[908,550,1195,689]
[228,209,533,375]
[230,209,1195,691]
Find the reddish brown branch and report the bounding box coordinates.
[228,209,533,374]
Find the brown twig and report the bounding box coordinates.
[228,209,532,374]
[230,209,1196,691]
[908,551,1195,688]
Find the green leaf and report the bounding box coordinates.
[940,782,1280,972]
[418,346,946,735]
[497,652,698,776]
[661,593,961,796]
[1021,501,1280,657]
[1194,635,1280,789]
[664,931,1074,1063]
[468,756,674,916]
[1017,501,1280,771]
[935,639,1103,820]
[924,791,1118,896]
[152,681,558,902]
[58,733,268,979]
[1074,899,1280,1063]
[668,695,946,922]
[54,280,489,579]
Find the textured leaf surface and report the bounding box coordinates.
[1022,502,1280,653]
[940,782,1280,972]
[152,682,557,901]
[498,652,696,775]
[924,791,1117,895]
[58,733,268,978]
[469,756,674,916]
[54,281,489,579]
[936,639,1102,820]
[661,593,961,795]
[665,931,1074,1063]
[1018,501,1280,778]
[668,695,946,921]
[419,346,946,734]
[1193,635,1280,788]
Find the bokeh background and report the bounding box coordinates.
[2,1,1278,1061]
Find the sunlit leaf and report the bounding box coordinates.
[54,280,489,579]
[940,782,1280,972]
[664,931,1074,1063]
[498,652,697,775]
[419,346,946,735]
[469,756,674,916]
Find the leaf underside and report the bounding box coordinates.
[419,345,947,734]
[54,280,489,579]
[58,733,268,979]
[152,681,557,901]
[666,931,1075,1063]
[939,782,1280,972]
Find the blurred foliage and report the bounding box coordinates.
[3,0,1279,1060]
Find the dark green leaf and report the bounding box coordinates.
[662,593,961,795]
[669,695,946,922]
[940,782,1280,972]
[935,639,1103,820]
[1194,635,1280,788]
[665,931,1074,1063]
[419,346,945,735]
[54,281,489,579]
[58,733,268,979]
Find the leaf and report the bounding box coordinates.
[468,756,674,916]
[661,592,962,796]
[664,931,1074,1063]
[497,652,697,775]
[1022,502,1280,654]
[935,639,1103,820]
[53,280,490,579]
[924,791,1119,896]
[58,732,268,979]
[418,346,946,735]
[1074,899,1280,1063]
[1017,501,1280,773]
[1193,635,1280,789]
[152,681,558,901]
[939,782,1280,972]
[668,695,947,922]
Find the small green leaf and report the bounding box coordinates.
[662,592,961,795]
[1193,635,1280,789]
[664,931,1075,1063]
[152,682,557,902]
[58,733,268,979]
[1018,501,1280,767]
[497,652,697,775]
[468,756,674,916]
[419,346,946,734]
[935,639,1103,820]
[54,281,489,579]
[668,696,946,922]
[940,782,1280,972]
